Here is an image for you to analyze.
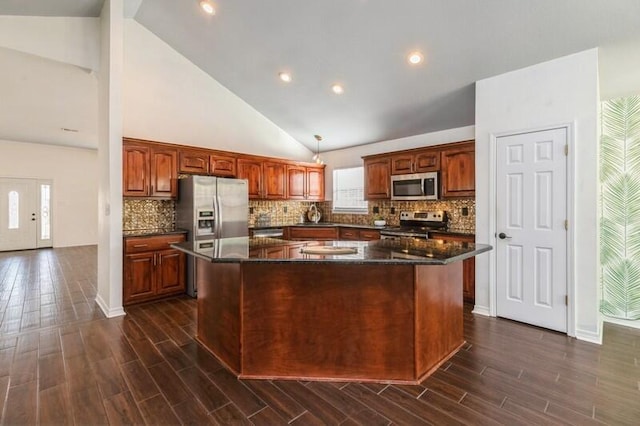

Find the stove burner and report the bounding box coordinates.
[381,210,448,239]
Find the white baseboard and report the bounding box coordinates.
[575,327,602,345]
[471,305,490,316]
[95,295,126,318]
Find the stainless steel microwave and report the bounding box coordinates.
[391,172,438,201]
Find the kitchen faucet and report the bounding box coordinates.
[308,204,320,223]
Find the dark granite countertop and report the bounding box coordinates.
[123,228,188,238]
[249,222,385,230]
[250,222,474,236]
[172,237,490,265]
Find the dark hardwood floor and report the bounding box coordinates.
[1,246,639,425]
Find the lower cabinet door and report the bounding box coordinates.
[124,252,156,304]
[462,257,475,303]
[156,249,186,295]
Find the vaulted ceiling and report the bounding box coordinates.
[2,0,640,152]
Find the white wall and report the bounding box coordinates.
[475,49,600,342]
[322,126,475,199]
[0,16,100,71]
[123,20,312,161]
[96,0,125,318]
[0,140,98,248]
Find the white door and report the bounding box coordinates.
[495,128,568,332]
[0,178,38,251]
[0,178,52,251]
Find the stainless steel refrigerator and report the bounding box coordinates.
[177,175,249,297]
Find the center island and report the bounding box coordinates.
[172,237,491,384]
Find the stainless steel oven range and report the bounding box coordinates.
[379,211,448,240]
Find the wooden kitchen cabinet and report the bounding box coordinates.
[150,147,178,197]
[210,153,236,177]
[123,234,186,305]
[429,232,475,303]
[237,158,263,199]
[363,157,391,200]
[287,226,339,240]
[123,143,150,197]
[179,149,237,177]
[391,148,440,175]
[441,141,475,198]
[339,227,381,241]
[287,165,325,201]
[123,139,177,198]
[263,162,287,199]
[179,148,210,174]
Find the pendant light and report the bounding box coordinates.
[313,135,324,165]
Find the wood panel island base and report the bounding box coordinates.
[174,237,491,384]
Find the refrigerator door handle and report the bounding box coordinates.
[215,195,223,237]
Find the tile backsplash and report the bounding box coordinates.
[124,198,475,234]
[123,199,175,230]
[248,200,319,225]
[320,199,475,234]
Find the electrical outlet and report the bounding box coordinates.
[249,207,254,214]
[390,207,396,214]
[372,206,380,214]
[461,207,469,216]
[283,206,288,213]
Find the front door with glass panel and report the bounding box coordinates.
[0,178,52,251]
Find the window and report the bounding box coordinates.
[40,184,51,240]
[332,167,368,214]
[8,191,18,229]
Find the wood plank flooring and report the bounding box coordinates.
[1,246,639,425]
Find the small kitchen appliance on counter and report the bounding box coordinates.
[380,211,448,240]
[177,175,249,297]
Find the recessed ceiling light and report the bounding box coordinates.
[199,0,215,15]
[408,51,424,65]
[331,84,344,95]
[279,72,292,83]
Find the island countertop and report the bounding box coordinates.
[171,237,491,265]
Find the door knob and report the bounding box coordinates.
[498,232,511,240]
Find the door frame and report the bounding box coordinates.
[0,177,54,250]
[488,123,576,337]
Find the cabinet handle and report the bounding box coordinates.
[133,244,148,248]
[158,254,162,265]
[153,254,157,266]
[151,184,154,194]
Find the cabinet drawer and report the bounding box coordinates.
[288,227,338,240]
[339,228,359,240]
[125,234,186,254]
[359,230,380,240]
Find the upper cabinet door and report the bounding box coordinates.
[237,158,263,199]
[286,165,306,200]
[390,154,414,175]
[364,157,391,200]
[441,142,475,198]
[263,162,287,199]
[413,149,440,173]
[210,154,237,177]
[150,147,178,198]
[390,149,440,175]
[179,149,210,175]
[306,167,325,201]
[123,144,150,196]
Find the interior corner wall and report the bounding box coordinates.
[0,140,98,248]
[321,126,475,200]
[122,20,312,161]
[475,49,600,342]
